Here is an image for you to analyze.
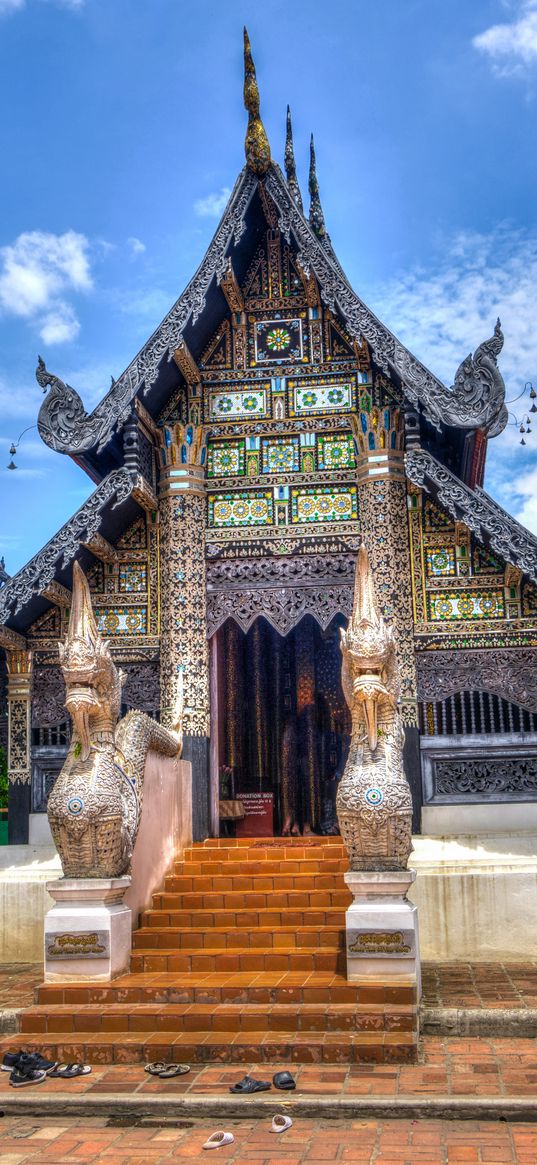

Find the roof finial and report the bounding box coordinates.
[285,105,303,213]
[243,27,271,176]
[308,133,327,239]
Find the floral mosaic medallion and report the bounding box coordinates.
[119,564,148,593]
[261,437,300,474]
[207,440,245,478]
[425,547,456,577]
[317,432,355,470]
[208,385,269,421]
[291,486,358,524]
[95,607,147,635]
[207,490,274,528]
[288,378,355,416]
[254,317,303,363]
[427,589,505,621]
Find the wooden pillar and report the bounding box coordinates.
[158,423,210,840]
[6,650,33,844]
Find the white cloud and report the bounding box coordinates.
[0,0,85,13]
[373,225,537,389]
[0,0,24,14]
[39,303,80,344]
[127,236,146,256]
[0,229,91,344]
[372,224,537,532]
[473,1,537,73]
[194,188,231,218]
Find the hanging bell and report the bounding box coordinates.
[7,459,16,470]
[530,386,537,399]
[520,438,526,446]
[519,424,526,433]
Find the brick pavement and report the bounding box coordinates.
[0,1115,535,1164]
[1,1037,537,1100]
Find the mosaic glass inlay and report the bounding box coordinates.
[208,440,245,478]
[291,486,358,524]
[208,385,270,421]
[95,608,147,635]
[119,564,147,593]
[425,547,456,577]
[207,490,274,528]
[473,543,504,574]
[317,433,356,470]
[427,590,505,621]
[261,437,300,474]
[254,318,303,363]
[288,378,355,417]
[424,499,453,532]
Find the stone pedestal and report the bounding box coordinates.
[44,877,131,982]
[344,869,421,998]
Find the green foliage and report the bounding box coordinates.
[0,745,8,810]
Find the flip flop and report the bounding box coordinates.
[229,1074,270,1094]
[271,1114,293,1133]
[158,1063,191,1078]
[144,1062,166,1075]
[203,1131,235,1150]
[273,1071,296,1090]
[49,1063,92,1078]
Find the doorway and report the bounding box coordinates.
[211,614,351,836]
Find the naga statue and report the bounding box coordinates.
[48,562,183,879]
[336,545,412,870]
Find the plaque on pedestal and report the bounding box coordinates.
[44,877,131,982]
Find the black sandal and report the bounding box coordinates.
[158,1064,190,1078]
[229,1074,271,1094]
[273,1070,296,1090]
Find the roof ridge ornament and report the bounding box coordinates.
[36,356,92,453]
[308,134,328,241]
[284,105,303,213]
[243,27,271,176]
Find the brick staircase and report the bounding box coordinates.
[4,837,418,1064]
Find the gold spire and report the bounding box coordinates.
[285,105,304,213]
[243,27,271,176]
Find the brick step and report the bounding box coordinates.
[1,1028,416,1065]
[132,926,344,951]
[19,1001,416,1035]
[141,908,346,929]
[151,890,352,911]
[130,946,346,974]
[163,872,347,893]
[183,838,345,857]
[37,973,415,1008]
[173,858,349,876]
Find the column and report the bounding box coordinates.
[158,423,210,840]
[352,407,421,829]
[6,650,33,844]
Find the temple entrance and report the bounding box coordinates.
[211,614,351,837]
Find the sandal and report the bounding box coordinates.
[271,1114,293,1132]
[273,1070,296,1090]
[203,1131,235,1150]
[144,1062,167,1075]
[229,1074,270,1094]
[49,1063,92,1078]
[158,1063,190,1078]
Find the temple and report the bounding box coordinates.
[2,29,537,860]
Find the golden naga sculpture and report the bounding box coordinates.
[336,545,413,870]
[48,562,182,879]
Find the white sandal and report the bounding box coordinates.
[203,1131,235,1150]
[271,1114,293,1132]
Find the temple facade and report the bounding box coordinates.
[1,33,537,850]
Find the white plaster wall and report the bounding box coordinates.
[410,833,537,961]
[0,846,61,962]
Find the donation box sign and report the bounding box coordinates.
[235,792,274,837]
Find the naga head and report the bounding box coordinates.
[340,545,398,751]
[58,562,124,760]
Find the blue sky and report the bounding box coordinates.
[1,0,537,573]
